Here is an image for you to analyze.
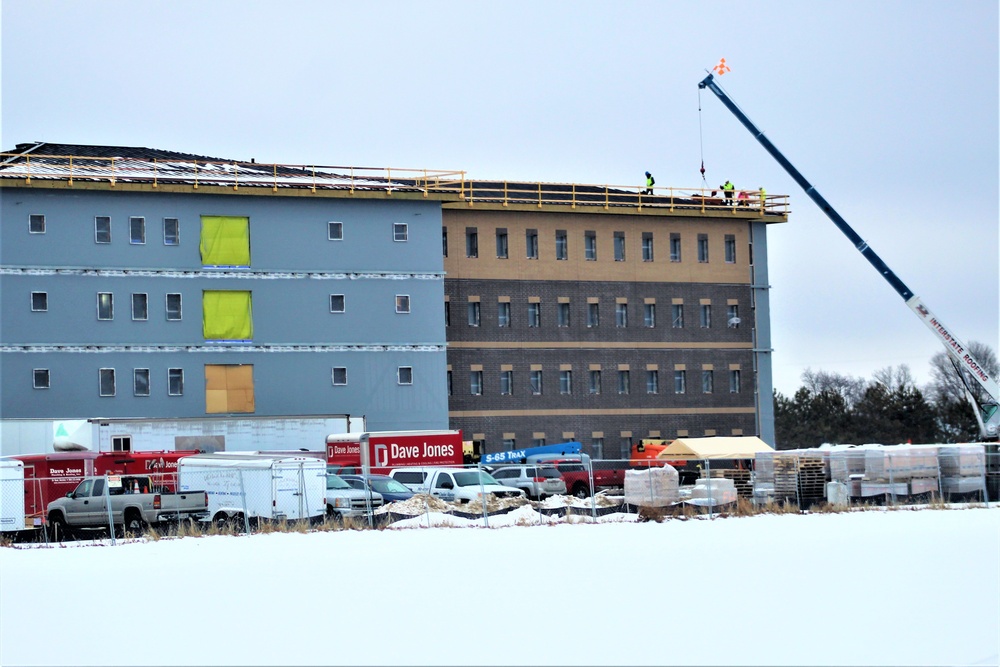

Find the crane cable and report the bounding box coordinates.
[697,88,708,187]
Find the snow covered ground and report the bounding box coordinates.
[2,506,997,667]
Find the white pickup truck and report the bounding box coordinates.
[389,467,525,503]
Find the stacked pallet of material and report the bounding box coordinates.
[688,477,737,506]
[939,444,986,495]
[796,452,827,505]
[624,466,679,507]
[712,468,753,498]
[773,453,800,502]
[753,451,776,504]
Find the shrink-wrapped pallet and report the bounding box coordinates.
[939,445,986,477]
[624,466,679,507]
[909,477,940,495]
[688,477,737,506]
[942,476,986,494]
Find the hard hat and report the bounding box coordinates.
[645,171,650,176]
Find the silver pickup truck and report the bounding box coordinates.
[47,474,208,538]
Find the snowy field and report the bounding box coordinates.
[1,506,998,667]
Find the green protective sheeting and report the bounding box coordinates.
[200,216,250,266]
[203,290,253,340]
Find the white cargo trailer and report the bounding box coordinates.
[0,459,26,533]
[178,453,326,524]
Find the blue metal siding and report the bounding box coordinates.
[1,187,448,429]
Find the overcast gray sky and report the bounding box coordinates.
[3,0,997,397]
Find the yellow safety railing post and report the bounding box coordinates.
[69,156,74,186]
[350,167,355,195]
[571,184,576,209]
[537,182,542,208]
[503,181,508,207]
[604,185,609,210]
[194,161,199,189]
[151,158,157,188]
[669,187,675,212]
[423,169,428,198]
[700,186,706,213]
[110,157,116,187]
[386,168,392,195]
[233,162,239,190]
[276,164,281,193]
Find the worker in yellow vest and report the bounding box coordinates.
[721,180,735,205]
[758,186,767,210]
[644,171,655,195]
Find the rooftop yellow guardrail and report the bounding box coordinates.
[0,152,788,216]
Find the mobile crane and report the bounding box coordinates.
[698,72,999,440]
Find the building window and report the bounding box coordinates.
[467,302,480,326]
[498,301,510,327]
[644,303,655,328]
[200,216,249,267]
[672,304,684,328]
[134,369,151,397]
[701,304,712,328]
[496,228,508,259]
[642,232,654,262]
[526,229,538,259]
[444,301,450,326]
[95,216,112,243]
[555,230,568,260]
[674,370,686,394]
[702,370,714,393]
[617,370,630,395]
[328,221,344,241]
[330,294,346,313]
[166,293,182,321]
[560,370,572,395]
[33,369,50,389]
[647,370,659,394]
[466,228,479,258]
[592,438,604,459]
[97,292,114,320]
[397,367,413,385]
[587,303,599,327]
[396,295,411,314]
[533,437,546,447]
[730,369,741,394]
[614,231,626,261]
[393,223,408,242]
[442,228,448,257]
[447,370,453,396]
[589,370,601,395]
[129,216,146,244]
[530,370,542,395]
[29,214,45,234]
[132,293,148,321]
[728,304,740,328]
[557,302,570,327]
[332,367,348,386]
[500,370,513,395]
[168,368,184,396]
[31,292,48,312]
[615,303,628,328]
[502,438,516,449]
[698,234,709,263]
[528,302,540,328]
[584,231,597,260]
[470,371,483,395]
[164,218,180,245]
[670,233,681,262]
[99,368,116,397]
[725,234,736,263]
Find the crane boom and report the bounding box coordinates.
[698,72,999,438]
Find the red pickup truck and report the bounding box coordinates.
[546,458,626,498]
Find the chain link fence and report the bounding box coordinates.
[2,445,995,543]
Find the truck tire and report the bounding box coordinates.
[572,483,590,499]
[124,510,146,536]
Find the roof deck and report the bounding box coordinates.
[0,143,789,220]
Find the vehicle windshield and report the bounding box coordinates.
[453,471,499,487]
[538,467,562,479]
[326,474,351,490]
[371,478,411,494]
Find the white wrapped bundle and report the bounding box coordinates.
[688,477,737,506]
[624,465,679,507]
[939,445,986,477]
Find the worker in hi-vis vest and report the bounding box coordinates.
[644,171,654,195]
[721,180,735,205]
[758,186,767,209]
